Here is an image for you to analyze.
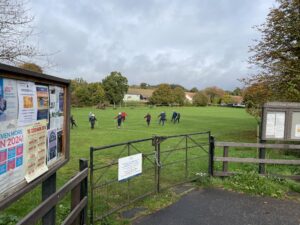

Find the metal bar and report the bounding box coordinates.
[89,147,94,225]
[92,138,153,151]
[185,135,188,178]
[17,169,88,225]
[62,197,88,225]
[42,172,56,225]
[215,142,300,149]
[161,131,210,139]
[187,136,208,153]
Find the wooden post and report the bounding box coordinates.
[42,172,56,225]
[208,135,215,176]
[80,159,88,225]
[222,146,229,173]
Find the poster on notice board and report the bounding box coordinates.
[36,85,49,121]
[17,81,37,127]
[0,78,18,130]
[49,86,64,131]
[0,128,25,194]
[47,128,57,165]
[24,120,48,183]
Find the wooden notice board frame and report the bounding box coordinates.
[261,102,300,141]
[0,63,70,210]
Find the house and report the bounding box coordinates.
[185,92,196,103]
[123,88,154,102]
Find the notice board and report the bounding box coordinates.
[0,63,70,209]
[261,102,300,141]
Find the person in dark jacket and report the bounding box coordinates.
[70,115,77,129]
[89,113,97,129]
[144,113,151,126]
[158,112,166,126]
[175,112,181,123]
[115,112,122,128]
[171,111,177,123]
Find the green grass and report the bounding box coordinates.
[3,106,300,224]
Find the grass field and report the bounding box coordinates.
[4,106,300,224]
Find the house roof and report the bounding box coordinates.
[127,88,155,98]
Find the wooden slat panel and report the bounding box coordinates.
[16,168,88,225]
[214,157,300,165]
[215,142,300,149]
[62,197,88,225]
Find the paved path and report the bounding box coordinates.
[134,188,300,225]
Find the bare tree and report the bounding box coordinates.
[0,0,36,64]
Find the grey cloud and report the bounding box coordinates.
[30,0,275,89]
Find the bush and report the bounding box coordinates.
[192,91,209,106]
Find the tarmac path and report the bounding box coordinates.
[133,188,300,225]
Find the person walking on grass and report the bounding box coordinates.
[121,111,128,122]
[144,113,151,126]
[171,111,177,123]
[89,113,97,129]
[175,112,181,123]
[158,112,166,126]
[115,112,122,128]
[70,115,77,129]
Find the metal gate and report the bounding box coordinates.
[89,131,211,224]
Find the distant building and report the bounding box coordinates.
[185,92,196,103]
[123,88,154,102]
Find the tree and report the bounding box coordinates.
[243,82,273,120]
[0,0,37,64]
[19,63,43,73]
[88,82,105,106]
[170,84,186,91]
[172,87,186,105]
[140,82,148,89]
[232,87,242,96]
[193,91,209,106]
[149,84,174,105]
[190,87,198,93]
[204,86,225,104]
[102,71,129,105]
[247,0,300,102]
[222,94,234,104]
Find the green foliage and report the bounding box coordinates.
[204,86,225,104]
[223,172,287,198]
[149,84,174,105]
[71,78,105,107]
[190,87,198,93]
[19,62,43,73]
[172,87,186,105]
[102,71,129,105]
[0,213,19,225]
[247,0,300,102]
[222,94,234,104]
[192,91,209,106]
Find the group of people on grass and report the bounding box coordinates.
[70,110,181,129]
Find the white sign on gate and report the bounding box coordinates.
[118,153,142,182]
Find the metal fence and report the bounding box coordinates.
[89,131,211,224]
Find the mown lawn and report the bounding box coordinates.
[6,106,294,224]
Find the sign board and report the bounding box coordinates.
[261,102,300,141]
[0,63,70,210]
[118,153,142,181]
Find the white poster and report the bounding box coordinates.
[118,153,142,182]
[266,113,275,136]
[0,78,18,130]
[17,81,37,127]
[49,86,64,131]
[295,124,300,138]
[0,128,25,195]
[275,112,285,138]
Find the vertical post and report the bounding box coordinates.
[185,135,188,179]
[90,147,94,225]
[258,106,266,174]
[222,146,228,174]
[80,159,88,225]
[154,136,161,193]
[208,135,215,176]
[42,172,56,225]
[127,143,130,204]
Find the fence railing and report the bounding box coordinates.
[212,141,300,180]
[89,131,211,224]
[16,159,88,225]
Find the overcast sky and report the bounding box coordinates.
[29,0,275,90]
